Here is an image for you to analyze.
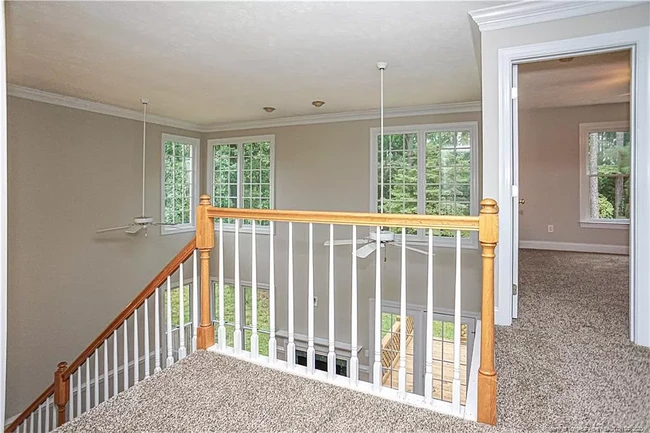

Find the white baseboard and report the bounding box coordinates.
[519,240,629,255]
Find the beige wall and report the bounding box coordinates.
[6,97,200,417]
[203,112,484,369]
[479,3,650,311]
[7,98,483,417]
[519,103,630,246]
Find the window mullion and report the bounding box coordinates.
[237,142,243,227]
[417,130,426,239]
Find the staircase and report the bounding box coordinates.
[5,196,499,432]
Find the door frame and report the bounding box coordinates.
[495,27,650,347]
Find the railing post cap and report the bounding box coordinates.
[199,194,211,205]
[56,361,67,371]
[480,198,498,214]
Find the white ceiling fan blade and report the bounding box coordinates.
[152,222,178,226]
[125,225,144,235]
[355,242,378,258]
[96,225,132,234]
[324,239,365,247]
[393,242,430,256]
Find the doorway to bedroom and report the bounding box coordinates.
[511,49,633,320]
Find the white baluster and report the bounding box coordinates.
[45,397,50,431]
[94,348,99,407]
[85,361,90,412]
[69,373,74,421]
[425,229,434,403]
[251,220,259,357]
[218,219,226,350]
[178,263,186,360]
[268,220,277,363]
[398,228,407,399]
[76,369,81,416]
[373,226,382,392]
[112,330,118,396]
[104,342,109,402]
[307,223,315,374]
[234,219,242,353]
[166,276,174,367]
[452,230,462,413]
[327,224,336,380]
[287,222,295,368]
[144,298,150,378]
[133,308,139,384]
[52,396,56,431]
[349,225,359,385]
[192,249,198,353]
[37,404,41,433]
[154,287,162,373]
[123,320,129,390]
[29,413,33,433]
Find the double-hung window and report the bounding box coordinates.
[370,122,479,246]
[161,134,200,235]
[208,135,275,231]
[579,122,631,229]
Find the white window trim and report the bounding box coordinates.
[578,121,630,229]
[369,122,479,248]
[207,135,276,234]
[160,133,201,236]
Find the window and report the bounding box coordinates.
[211,280,271,356]
[295,349,348,376]
[370,122,478,245]
[208,135,274,230]
[161,134,200,235]
[579,122,630,228]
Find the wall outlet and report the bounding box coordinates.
[313,296,319,307]
[364,349,369,357]
[548,225,554,233]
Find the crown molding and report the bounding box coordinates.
[202,102,481,132]
[469,1,643,32]
[8,84,481,133]
[7,84,202,131]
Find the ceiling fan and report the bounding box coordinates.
[326,62,427,258]
[97,99,176,237]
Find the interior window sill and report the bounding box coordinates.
[161,225,196,236]
[579,220,630,230]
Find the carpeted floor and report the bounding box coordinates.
[56,250,650,433]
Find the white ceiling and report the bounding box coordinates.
[518,50,631,110]
[5,1,501,127]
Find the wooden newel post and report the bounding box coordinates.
[196,194,215,350]
[478,198,498,425]
[54,361,68,426]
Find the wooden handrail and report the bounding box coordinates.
[62,237,197,380]
[207,207,480,231]
[4,384,54,433]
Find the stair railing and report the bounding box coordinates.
[5,237,197,433]
[200,195,499,425]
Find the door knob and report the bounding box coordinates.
[519,199,525,205]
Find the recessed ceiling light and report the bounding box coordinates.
[263,107,275,113]
[559,57,574,63]
[312,100,325,107]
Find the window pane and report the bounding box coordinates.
[212,144,239,224]
[164,140,194,225]
[426,130,473,237]
[376,133,418,234]
[586,130,630,220]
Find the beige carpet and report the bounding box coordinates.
[56,250,650,432]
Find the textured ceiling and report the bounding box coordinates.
[5,1,500,126]
[518,50,631,110]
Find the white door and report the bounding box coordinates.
[512,63,520,319]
